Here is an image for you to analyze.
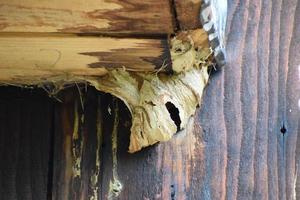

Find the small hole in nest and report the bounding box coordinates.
[174,48,182,53]
[165,102,181,132]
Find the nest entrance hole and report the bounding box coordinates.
[165,102,181,132]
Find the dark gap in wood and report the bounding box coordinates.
[170,184,176,200]
[46,104,56,200]
[95,94,102,198]
[169,0,180,32]
[208,65,223,76]
[0,32,170,40]
[76,32,170,40]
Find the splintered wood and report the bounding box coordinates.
[0,29,211,152]
[0,0,173,34]
[0,34,171,85]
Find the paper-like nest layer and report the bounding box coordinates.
[89,31,211,152]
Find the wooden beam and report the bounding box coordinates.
[0,29,210,85]
[0,33,171,85]
[0,0,174,34]
[174,0,202,30]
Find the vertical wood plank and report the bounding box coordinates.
[197,0,300,199]
[51,87,105,200]
[98,98,206,199]
[1,0,300,199]
[0,87,53,200]
[285,0,300,198]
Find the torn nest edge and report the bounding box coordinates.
[88,29,212,152]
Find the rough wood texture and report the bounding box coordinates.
[0,87,53,200]
[0,29,210,86]
[174,0,202,30]
[98,0,299,198]
[48,90,207,199]
[51,88,104,200]
[99,98,205,199]
[197,0,300,199]
[1,0,300,199]
[0,34,171,85]
[0,0,174,34]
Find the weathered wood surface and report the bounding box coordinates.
[174,0,202,30]
[47,88,206,199]
[0,34,171,84]
[48,0,300,199]
[0,29,210,85]
[51,88,103,200]
[0,88,53,200]
[0,0,174,34]
[197,0,300,199]
[0,0,300,199]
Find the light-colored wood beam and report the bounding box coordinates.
[0,29,210,85]
[0,0,174,34]
[0,33,171,84]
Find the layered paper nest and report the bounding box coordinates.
[89,29,212,152]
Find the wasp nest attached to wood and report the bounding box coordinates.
[0,29,211,153]
[89,29,211,152]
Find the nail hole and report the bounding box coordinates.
[280,124,287,135]
[165,102,181,132]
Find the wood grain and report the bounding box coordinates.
[174,0,202,30]
[0,87,53,200]
[102,107,207,200]
[0,0,300,199]
[0,34,171,84]
[197,0,300,199]
[0,0,174,34]
[51,88,104,200]
[49,90,207,199]
[97,0,300,198]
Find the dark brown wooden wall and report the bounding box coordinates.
[0,0,300,199]
[0,88,53,200]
